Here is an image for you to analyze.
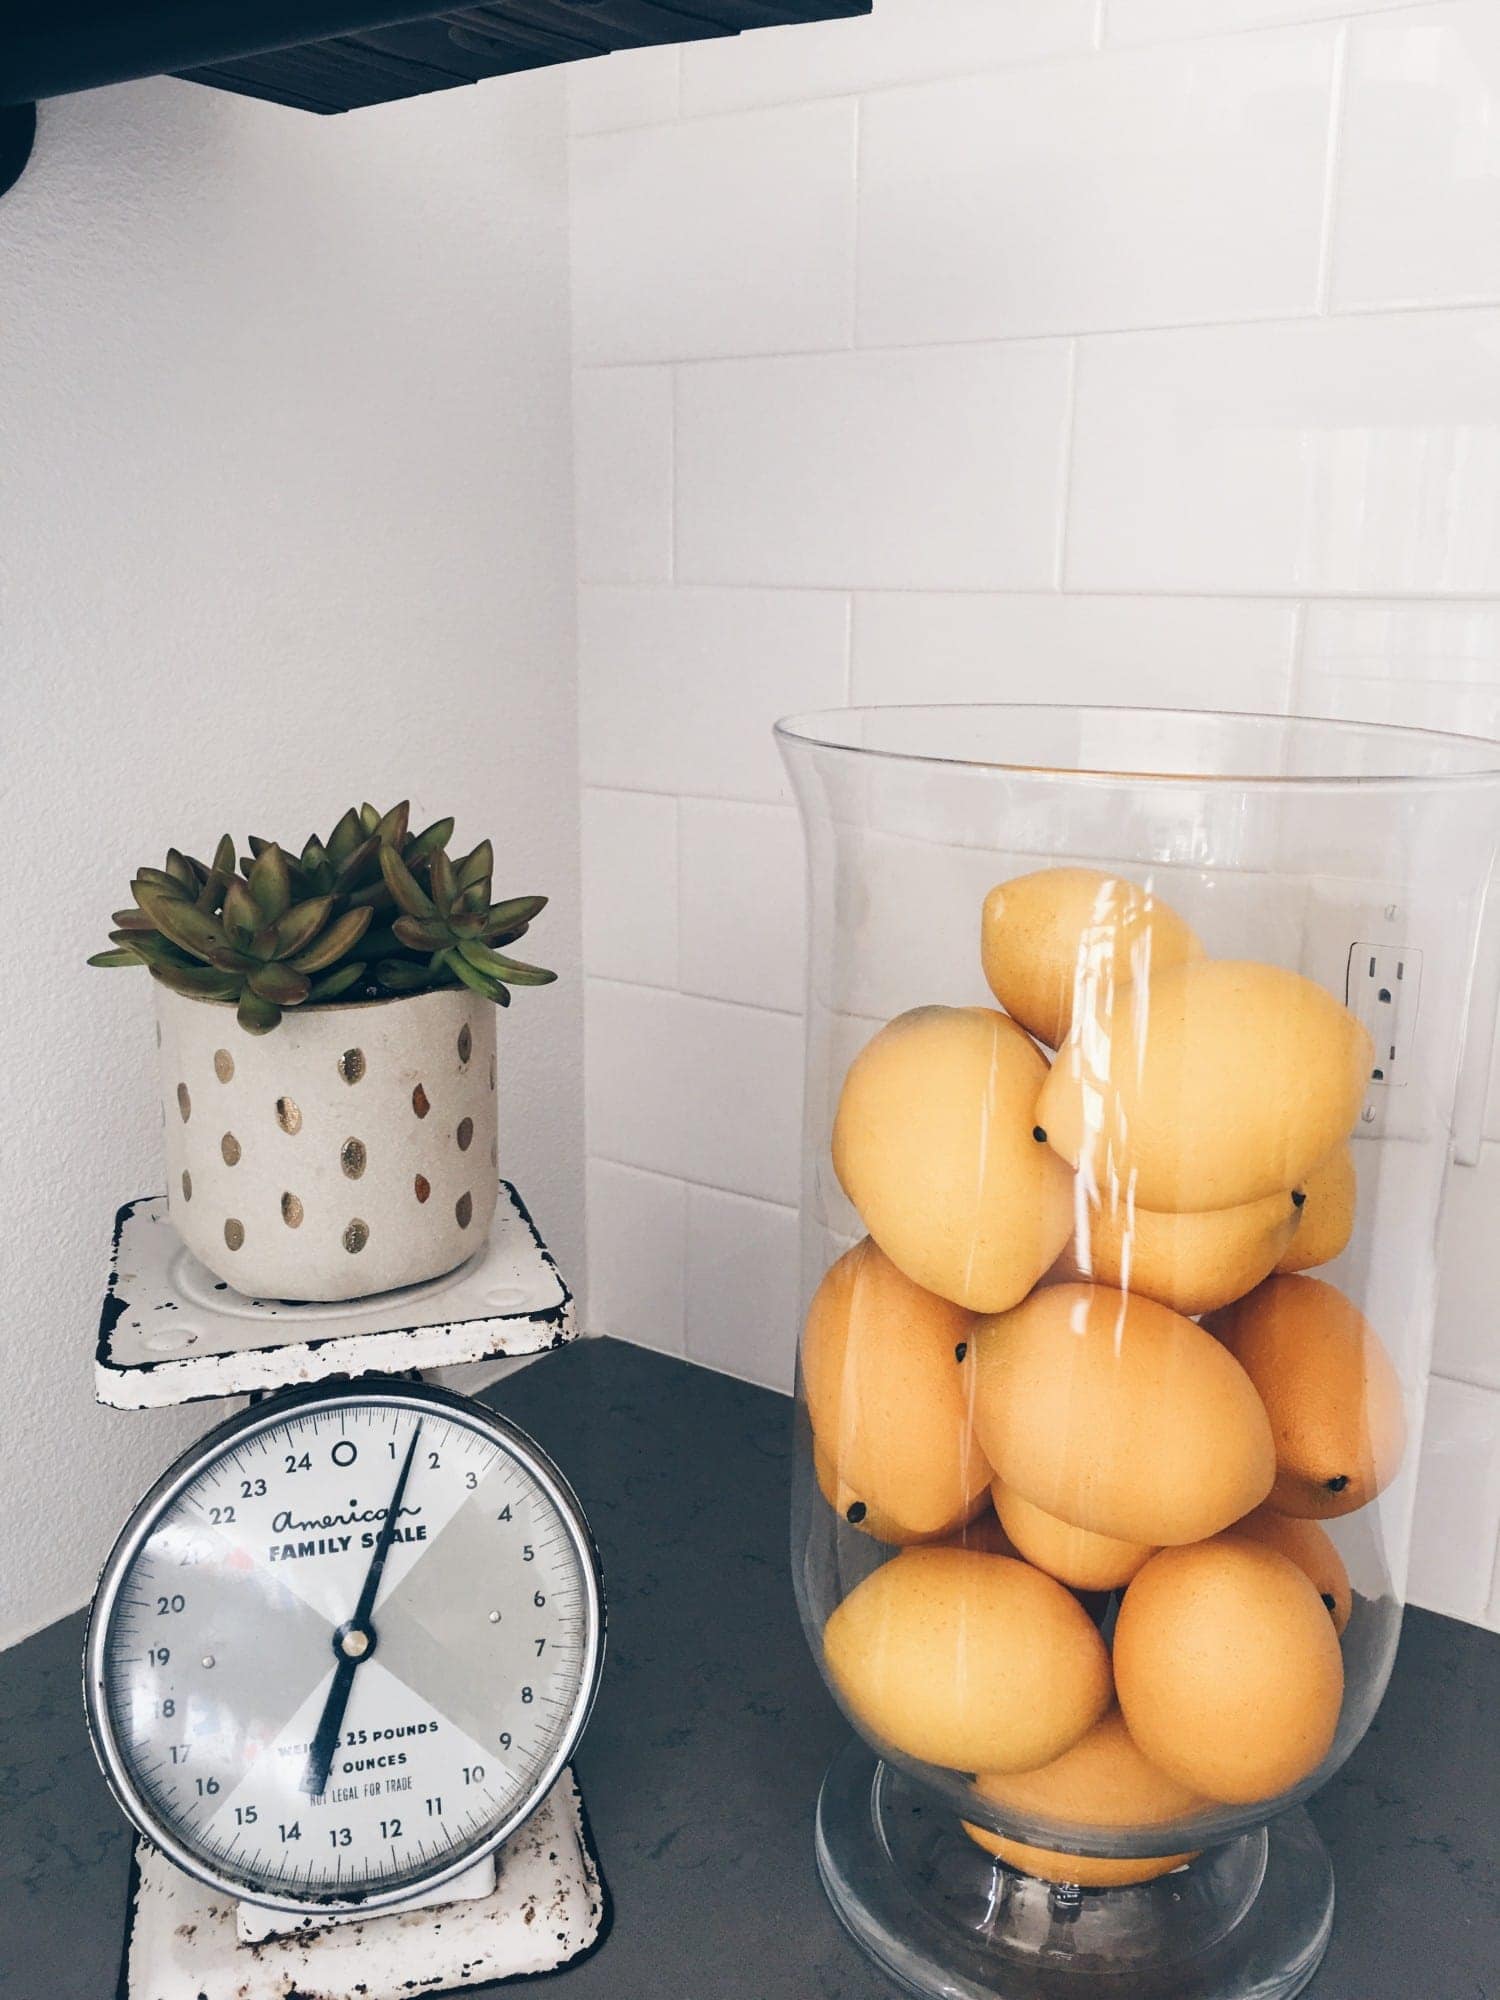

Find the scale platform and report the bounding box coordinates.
[94,1183,607,2000]
[122,1768,606,2000]
[96,1179,575,1408]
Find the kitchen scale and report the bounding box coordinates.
[84,1182,608,2000]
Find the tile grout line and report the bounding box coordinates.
[588,969,804,1023]
[588,1149,799,1218]
[1055,338,1082,593]
[575,297,1500,377]
[1314,20,1352,316]
[591,9,1401,132]
[668,364,680,584]
[848,92,864,352]
[1286,599,1312,714]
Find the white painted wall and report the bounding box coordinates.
[569,0,1500,1631]
[0,72,581,1646]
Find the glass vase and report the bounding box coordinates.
[778,706,1500,2000]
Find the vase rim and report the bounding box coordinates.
[775,702,1500,791]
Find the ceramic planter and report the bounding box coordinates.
[155,985,499,1301]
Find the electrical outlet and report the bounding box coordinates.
[1346,942,1422,1090]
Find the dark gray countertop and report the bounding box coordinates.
[2,1337,1496,1997]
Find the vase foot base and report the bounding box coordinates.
[814,1743,1333,2000]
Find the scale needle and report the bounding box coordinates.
[300,1421,422,1799]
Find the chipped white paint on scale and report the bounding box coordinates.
[97,1181,575,1409]
[125,1770,604,2000]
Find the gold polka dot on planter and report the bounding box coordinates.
[221,1132,241,1166]
[276,1096,302,1135]
[224,1218,245,1251]
[455,1191,473,1230]
[343,1219,370,1254]
[341,1138,367,1179]
[282,1192,304,1228]
[177,1083,191,1122]
[457,1024,472,1065]
[412,1084,431,1119]
[213,1049,234,1083]
[181,1170,193,1201]
[414,1175,431,1204]
[338,1048,366,1085]
[456,1117,474,1153]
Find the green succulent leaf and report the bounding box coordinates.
[272,895,334,961]
[326,807,364,867]
[380,844,437,921]
[151,961,243,1000]
[428,850,458,914]
[375,800,410,850]
[136,886,227,961]
[204,943,260,974]
[359,803,380,836]
[446,911,486,940]
[287,904,373,973]
[164,848,198,889]
[221,879,262,938]
[484,919,531,950]
[459,941,557,986]
[248,962,312,1007]
[405,817,455,866]
[248,843,293,924]
[308,961,367,1001]
[237,989,282,1034]
[374,958,432,992]
[456,840,493,891]
[444,947,509,1004]
[487,895,548,934]
[88,947,142,968]
[333,834,381,894]
[135,866,192,899]
[110,929,197,972]
[112,907,158,932]
[392,915,452,952]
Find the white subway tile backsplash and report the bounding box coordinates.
[568,0,1500,1635]
[582,788,679,989]
[1301,598,1500,689]
[680,0,1098,117]
[1105,0,1438,45]
[574,367,673,583]
[571,102,857,364]
[1067,313,1500,596]
[567,44,679,134]
[1334,6,1500,311]
[586,978,804,1204]
[684,1185,802,1392]
[853,592,1299,710]
[1296,673,1500,739]
[1408,1376,1500,1625]
[578,585,849,803]
[585,1159,687,1354]
[858,32,1332,348]
[679,799,807,1015]
[676,344,1072,590]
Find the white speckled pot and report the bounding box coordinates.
[155,985,499,1301]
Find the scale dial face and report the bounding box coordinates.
[85,1381,604,1914]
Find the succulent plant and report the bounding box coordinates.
[90,802,555,1034]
